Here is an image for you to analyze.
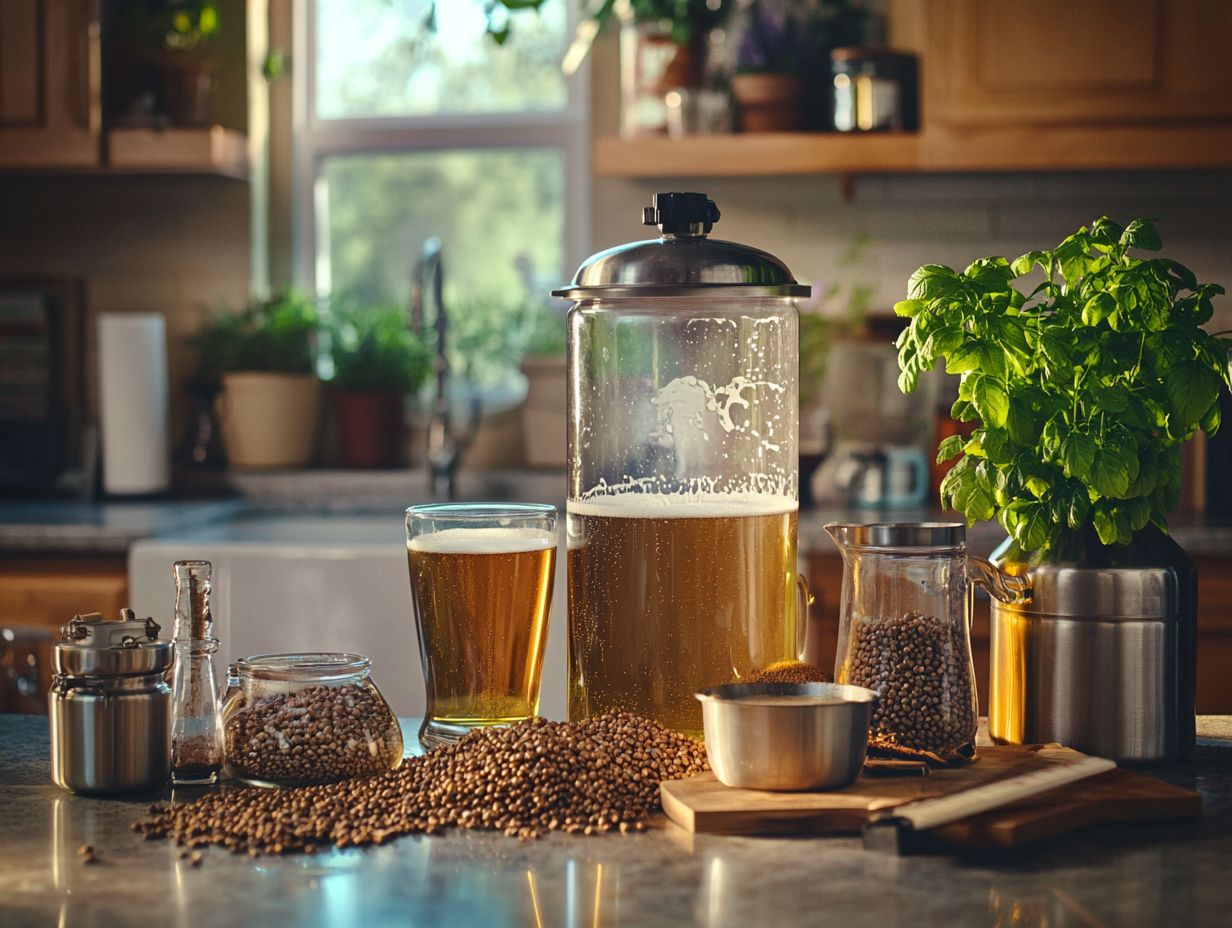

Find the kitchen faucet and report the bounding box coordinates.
[411,237,479,500]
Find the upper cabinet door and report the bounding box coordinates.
[924,0,1232,125]
[0,0,100,167]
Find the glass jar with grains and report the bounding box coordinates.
[220,653,403,787]
[825,523,1030,763]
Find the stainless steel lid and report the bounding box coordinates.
[54,610,175,677]
[552,191,811,301]
[1008,563,1187,619]
[825,522,967,551]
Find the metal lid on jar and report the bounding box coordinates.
[54,610,175,677]
[825,522,967,552]
[552,192,811,301]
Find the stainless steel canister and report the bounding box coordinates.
[990,532,1196,763]
[49,610,175,794]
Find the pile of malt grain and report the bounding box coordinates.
[746,660,830,685]
[134,711,708,855]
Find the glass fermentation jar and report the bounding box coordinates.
[220,653,403,787]
[555,192,811,737]
[825,522,1029,762]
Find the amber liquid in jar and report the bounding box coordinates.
[408,528,556,741]
[567,494,799,737]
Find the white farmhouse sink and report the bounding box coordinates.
[128,509,569,720]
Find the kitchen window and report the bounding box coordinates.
[293,0,588,386]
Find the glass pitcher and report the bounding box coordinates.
[825,522,1030,762]
[554,192,812,737]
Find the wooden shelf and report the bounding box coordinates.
[595,133,922,177]
[595,124,1232,178]
[107,126,249,179]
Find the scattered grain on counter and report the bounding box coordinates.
[135,711,708,855]
[846,611,977,758]
[746,660,831,685]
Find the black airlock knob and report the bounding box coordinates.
[642,192,721,235]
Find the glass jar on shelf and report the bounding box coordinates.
[220,653,403,788]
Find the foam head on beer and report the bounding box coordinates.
[408,526,557,554]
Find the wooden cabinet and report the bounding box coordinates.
[923,0,1232,127]
[595,0,1232,176]
[805,551,1232,716]
[0,555,127,713]
[0,0,100,168]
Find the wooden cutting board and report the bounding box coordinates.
[659,743,1200,848]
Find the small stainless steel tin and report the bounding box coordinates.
[49,610,175,795]
[696,682,876,791]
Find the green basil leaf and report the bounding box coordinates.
[897,356,920,395]
[1011,251,1046,277]
[1080,291,1116,326]
[1061,433,1097,481]
[973,378,1010,429]
[1006,401,1038,446]
[936,434,966,463]
[907,265,962,301]
[1090,217,1124,246]
[894,299,927,318]
[1164,360,1220,430]
[1121,218,1162,252]
[945,339,985,374]
[1090,446,1136,499]
[951,398,977,422]
[929,324,965,355]
[1201,401,1221,438]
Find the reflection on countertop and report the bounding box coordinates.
[2,715,1230,928]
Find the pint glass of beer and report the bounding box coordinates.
[406,503,557,749]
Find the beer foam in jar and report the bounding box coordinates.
[408,527,557,554]
[568,491,797,519]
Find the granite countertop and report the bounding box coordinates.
[2,715,1231,928]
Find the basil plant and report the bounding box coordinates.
[896,217,1230,555]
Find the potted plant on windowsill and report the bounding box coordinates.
[517,301,568,468]
[195,290,321,470]
[328,304,431,469]
[896,217,1230,762]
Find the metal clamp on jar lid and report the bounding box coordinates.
[552,191,813,301]
[50,610,175,794]
[54,609,175,678]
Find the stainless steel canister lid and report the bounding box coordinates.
[552,191,812,301]
[824,522,967,552]
[54,610,175,677]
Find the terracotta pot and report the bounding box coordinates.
[730,73,806,132]
[520,354,566,468]
[332,389,405,469]
[217,372,320,470]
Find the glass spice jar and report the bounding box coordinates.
[220,653,403,788]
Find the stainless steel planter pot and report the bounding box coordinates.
[989,531,1196,763]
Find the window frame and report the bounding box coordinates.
[291,0,591,299]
